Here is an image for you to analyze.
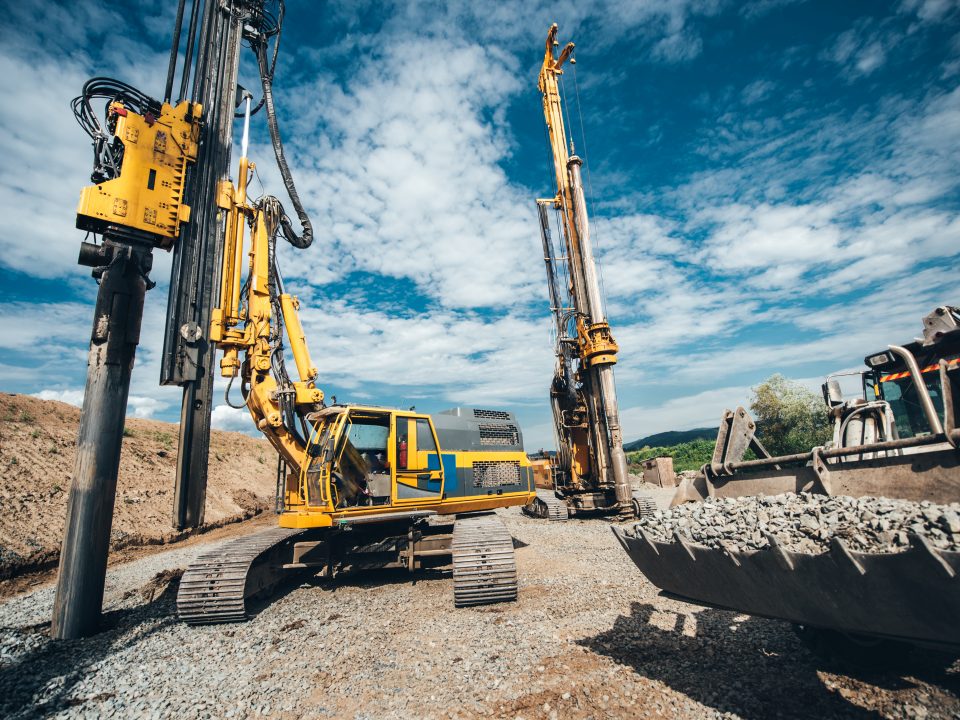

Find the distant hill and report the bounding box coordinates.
[624,427,717,452]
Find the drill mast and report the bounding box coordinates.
[537,24,631,515]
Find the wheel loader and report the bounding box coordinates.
[614,306,960,661]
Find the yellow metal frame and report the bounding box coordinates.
[539,23,622,490]
[209,150,323,471]
[76,100,201,247]
[538,23,618,370]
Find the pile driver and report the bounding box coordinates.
[54,0,534,636]
[176,96,535,621]
[524,24,637,520]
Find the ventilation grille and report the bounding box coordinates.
[472,408,510,420]
[473,460,521,488]
[478,424,520,446]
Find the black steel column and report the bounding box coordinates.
[51,241,153,639]
[162,0,249,529]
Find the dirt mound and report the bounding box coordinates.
[0,393,276,578]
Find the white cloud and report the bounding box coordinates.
[0,302,92,353]
[127,395,164,419]
[29,388,163,419]
[2,0,959,457]
[296,298,553,406]
[650,28,704,62]
[899,0,958,22]
[211,404,256,433]
[820,19,901,79]
[270,38,542,311]
[741,79,776,105]
[32,388,85,407]
[739,0,807,20]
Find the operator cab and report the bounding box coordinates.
[301,406,445,512]
[821,307,960,450]
[863,349,960,439]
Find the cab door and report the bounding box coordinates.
[302,412,348,510]
[392,415,444,503]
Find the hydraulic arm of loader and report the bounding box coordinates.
[537,24,631,512]
[209,98,323,472]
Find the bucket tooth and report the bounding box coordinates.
[910,534,956,578]
[637,528,661,555]
[764,532,795,572]
[673,531,696,562]
[830,537,866,576]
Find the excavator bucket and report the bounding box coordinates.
[612,525,960,651]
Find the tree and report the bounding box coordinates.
[750,374,831,456]
[627,438,715,473]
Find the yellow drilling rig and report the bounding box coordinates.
[524,24,639,521]
[175,97,536,622]
[55,0,535,635]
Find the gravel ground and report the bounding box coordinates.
[1,509,958,719]
[632,493,960,554]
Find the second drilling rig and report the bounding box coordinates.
[524,24,637,521]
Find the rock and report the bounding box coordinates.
[632,493,960,555]
[941,512,960,534]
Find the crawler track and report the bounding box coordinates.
[631,492,658,519]
[522,490,569,521]
[177,526,305,624]
[452,515,518,607]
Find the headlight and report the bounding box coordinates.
[866,352,892,367]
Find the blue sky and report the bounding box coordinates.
[1,0,959,450]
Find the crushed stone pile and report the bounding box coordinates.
[631,493,960,555]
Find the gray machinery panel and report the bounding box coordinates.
[433,407,525,453]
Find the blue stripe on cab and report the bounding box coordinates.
[441,453,459,495]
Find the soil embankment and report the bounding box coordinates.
[0,394,275,580]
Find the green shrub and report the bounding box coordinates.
[628,438,715,473]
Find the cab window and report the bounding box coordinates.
[396,418,438,471]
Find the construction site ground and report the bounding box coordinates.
[2,507,958,719]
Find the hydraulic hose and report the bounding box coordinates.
[255,41,313,249]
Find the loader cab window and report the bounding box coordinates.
[304,420,336,507]
[396,418,439,472]
[394,415,444,499]
[878,368,947,439]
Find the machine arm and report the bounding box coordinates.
[210,99,323,471]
